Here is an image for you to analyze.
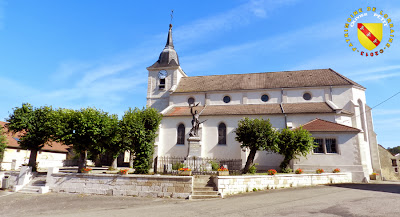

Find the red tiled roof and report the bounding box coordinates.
[0,121,69,153]
[301,118,360,133]
[164,102,335,117]
[174,69,364,93]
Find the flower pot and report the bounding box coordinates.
[370,174,377,180]
[179,170,192,176]
[218,171,229,176]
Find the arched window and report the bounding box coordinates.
[218,123,227,145]
[177,124,185,145]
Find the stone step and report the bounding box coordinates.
[18,188,40,194]
[193,187,214,191]
[192,191,219,196]
[191,195,221,200]
[193,183,214,188]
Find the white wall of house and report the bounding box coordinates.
[1,148,67,170]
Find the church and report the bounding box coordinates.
[146,24,381,182]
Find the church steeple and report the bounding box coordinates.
[148,24,180,68]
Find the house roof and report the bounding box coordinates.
[173,68,364,93]
[301,118,360,133]
[0,121,69,153]
[163,102,336,117]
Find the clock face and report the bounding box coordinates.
[158,70,167,79]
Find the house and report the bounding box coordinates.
[146,24,381,182]
[378,145,400,181]
[0,121,70,170]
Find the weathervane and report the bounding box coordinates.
[170,10,174,26]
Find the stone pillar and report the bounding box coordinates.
[187,137,201,158]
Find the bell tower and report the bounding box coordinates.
[146,24,187,112]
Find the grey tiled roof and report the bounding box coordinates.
[174,69,364,93]
[163,102,336,116]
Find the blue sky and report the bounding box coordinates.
[0,0,399,148]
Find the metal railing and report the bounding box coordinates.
[154,156,242,175]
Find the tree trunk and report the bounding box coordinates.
[94,154,102,167]
[78,151,87,173]
[129,151,134,168]
[242,148,257,174]
[111,157,118,170]
[28,149,38,172]
[279,157,291,172]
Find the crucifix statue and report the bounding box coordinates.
[189,103,207,137]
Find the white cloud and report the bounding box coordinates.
[173,0,299,48]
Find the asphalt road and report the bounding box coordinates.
[1,183,400,217]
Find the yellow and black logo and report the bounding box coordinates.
[344,7,394,57]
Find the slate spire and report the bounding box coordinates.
[148,24,180,68]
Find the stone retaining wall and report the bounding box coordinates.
[48,173,193,199]
[215,172,352,197]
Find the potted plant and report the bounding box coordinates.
[267,169,277,175]
[295,168,303,174]
[370,172,379,180]
[178,168,192,176]
[81,167,92,174]
[217,166,229,176]
[332,168,341,173]
[119,169,129,175]
[316,168,324,174]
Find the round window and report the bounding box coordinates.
[223,96,231,103]
[303,93,312,100]
[188,97,195,105]
[261,94,269,102]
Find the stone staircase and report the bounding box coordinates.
[18,175,47,194]
[191,175,221,199]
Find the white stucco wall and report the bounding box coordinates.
[285,88,325,103]
[1,148,67,170]
[246,90,281,104]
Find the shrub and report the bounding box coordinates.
[371,172,379,176]
[267,169,277,175]
[178,168,191,171]
[248,163,258,174]
[172,162,185,170]
[332,168,340,173]
[316,168,324,174]
[209,160,220,171]
[281,168,292,173]
[295,168,303,174]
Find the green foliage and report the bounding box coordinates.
[52,107,119,172]
[0,125,7,163]
[281,168,292,173]
[121,107,162,174]
[6,103,55,171]
[248,163,258,174]
[172,162,185,170]
[387,146,400,155]
[235,118,279,174]
[277,127,315,171]
[209,160,220,171]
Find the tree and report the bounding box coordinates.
[387,146,400,155]
[0,125,7,165]
[235,118,279,174]
[277,127,315,171]
[53,107,118,173]
[6,103,54,172]
[120,107,162,174]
